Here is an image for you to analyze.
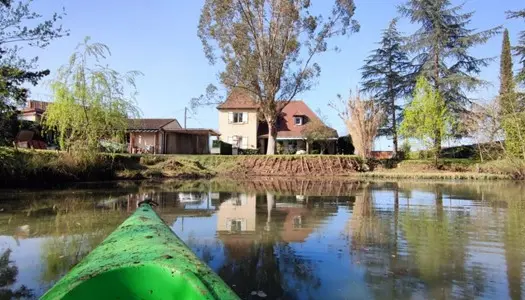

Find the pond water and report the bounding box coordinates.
[0,179,524,299]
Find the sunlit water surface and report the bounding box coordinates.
[0,179,524,300]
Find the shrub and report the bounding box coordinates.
[239,149,260,155]
[480,158,525,180]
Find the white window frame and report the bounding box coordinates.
[294,116,303,125]
[228,112,248,124]
[234,112,243,124]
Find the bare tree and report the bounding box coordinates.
[331,90,384,159]
[462,100,504,162]
[195,0,359,154]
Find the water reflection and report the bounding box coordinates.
[0,180,524,299]
[0,249,33,299]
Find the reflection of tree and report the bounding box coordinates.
[504,198,525,300]
[0,249,33,299]
[349,185,389,248]
[349,184,415,299]
[40,233,105,284]
[39,209,126,285]
[401,207,486,299]
[217,236,285,299]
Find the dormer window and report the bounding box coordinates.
[294,116,303,126]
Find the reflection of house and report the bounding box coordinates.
[217,194,256,232]
[276,205,313,243]
[178,193,206,204]
[217,89,338,154]
[127,118,220,154]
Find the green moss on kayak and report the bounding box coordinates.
[41,203,239,300]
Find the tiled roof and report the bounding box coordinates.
[258,101,338,139]
[217,89,259,110]
[127,119,177,131]
[21,100,50,114]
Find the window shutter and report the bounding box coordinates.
[242,136,248,149]
[228,112,233,124]
[243,112,248,124]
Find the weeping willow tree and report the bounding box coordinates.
[44,37,141,153]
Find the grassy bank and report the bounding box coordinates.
[1,147,523,188]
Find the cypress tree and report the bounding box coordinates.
[499,28,515,114]
[399,0,501,153]
[361,18,413,156]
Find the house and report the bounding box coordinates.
[19,100,50,122]
[217,89,338,154]
[127,118,220,154]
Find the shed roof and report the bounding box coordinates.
[167,128,221,136]
[127,119,178,131]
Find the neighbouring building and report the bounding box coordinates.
[127,118,220,154]
[217,89,338,154]
[19,100,50,122]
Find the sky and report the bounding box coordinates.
[18,0,525,150]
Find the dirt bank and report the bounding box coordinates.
[227,155,363,177]
[1,147,517,189]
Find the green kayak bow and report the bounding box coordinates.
[41,201,239,300]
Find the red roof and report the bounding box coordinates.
[217,90,337,139]
[259,101,337,139]
[21,100,50,114]
[217,89,259,110]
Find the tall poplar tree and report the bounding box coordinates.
[361,18,413,156]
[499,28,515,114]
[196,0,359,154]
[399,0,501,152]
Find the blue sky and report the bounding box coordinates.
[20,0,524,150]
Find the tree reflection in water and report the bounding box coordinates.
[347,182,493,300]
[2,179,525,299]
[0,249,32,299]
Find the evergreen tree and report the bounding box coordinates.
[499,28,516,114]
[361,18,413,156]
[0,1,67,145]
[399,0,501,151]
[507,10,525,84]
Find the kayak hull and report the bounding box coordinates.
[41,203,239,300]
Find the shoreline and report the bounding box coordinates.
[0,147,518,189]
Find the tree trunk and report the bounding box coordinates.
[389,80,398,158]
[433,50,442,167]
[266,120,276,155]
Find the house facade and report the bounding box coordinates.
[217,90,338,154]
[127,118,220,154]
[217,90,260,150]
